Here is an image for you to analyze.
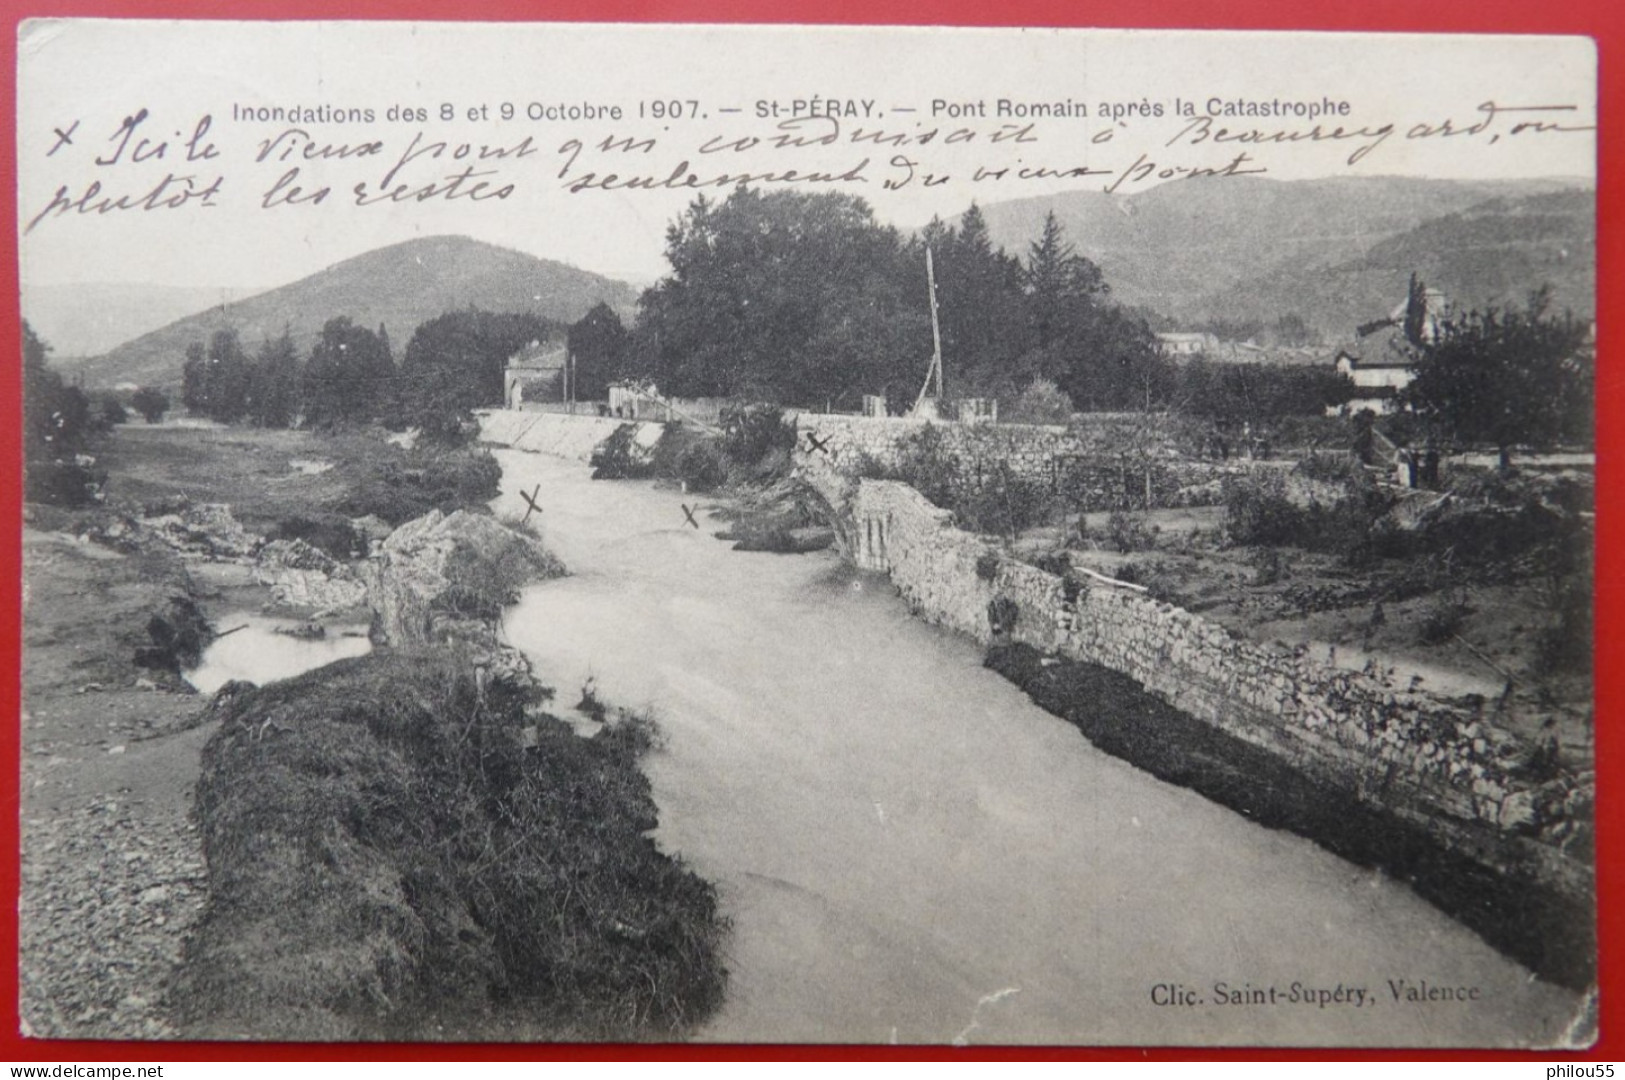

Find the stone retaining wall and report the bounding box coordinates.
[847,477,1590,898]
[795,412,1267,511]
[477,410,663,462]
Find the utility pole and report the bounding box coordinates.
[912,247,946,415]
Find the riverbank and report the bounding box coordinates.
[21,421,730,1040]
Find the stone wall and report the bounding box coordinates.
[477,410,664,462]
[795,412,1262,511]
[847,477,1589,897]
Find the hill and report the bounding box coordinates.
[66,236,638,390]
[23,282,265,359]
[976,176,1592,335]
[1215,189,1595,334]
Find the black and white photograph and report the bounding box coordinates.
[15,20,1598,1047]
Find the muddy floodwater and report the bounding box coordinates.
[493,448,1581,1047]
[184,614,372,695]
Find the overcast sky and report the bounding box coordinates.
[17,21,1596,290]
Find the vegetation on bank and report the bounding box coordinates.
[175,649,728,1040]
[589,403,797,492]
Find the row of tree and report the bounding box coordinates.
[180,310,568,438]
[623,190,1168,413]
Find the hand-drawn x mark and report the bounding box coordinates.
[49,120,79,156]
[519,484,543,524]
[681,503,700,529]
[804,431,832,455]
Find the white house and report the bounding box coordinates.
[1331,286,1453,414]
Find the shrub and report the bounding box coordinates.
[1293,450,1363,486]
[719,404,795,471]
[132,386,170,424]
[25,459,104,507]
[1416,591,1470,645]
[975,552,1001,582]
[340,447,503,525]
[1104,511,1157,553]
[1534,574,1592,677]
[672,438,729,492]
[1222,471,1389,558]
[987,595,1020,636]
[1249,546,1285,586]
[590,424,655,480]
[270,515,364,560]
[1005,378,1073,425]
[100,397,129,427]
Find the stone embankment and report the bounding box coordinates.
[478,409,663,462]
[793,412,1271,510]
[834,473,1593,985]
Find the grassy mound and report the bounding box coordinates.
[174,649,727,1040]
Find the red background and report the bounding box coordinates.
[0,0,1617,1062]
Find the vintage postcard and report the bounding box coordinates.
[15,20,1597,1047]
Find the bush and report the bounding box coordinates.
[1005,378,1073,425]
[1535,574,1592,677]
[25,459,104,507]
[1104,511,1157,553]
[590,423,655,481]
[1249,546,1285,586]
[270,515,364,560]
[132,386,170,424]
[1222,472,1389,557]
[340,447,504,525]
[1293,450,1364,486]
[672,438,729,493]
[1416,591,1470,645]
[719,403,795,471]
[100,397,129,427]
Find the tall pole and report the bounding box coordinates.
[913,247,947,415]
[927,246,944,399]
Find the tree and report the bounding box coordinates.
[303,317,396,427]
[1024,211,1106,350]
[23,321,98,505]
[100,397,129,428]
[567,302,629,401]
[203,329,253,424]
[634,188,929,407]
[1401,288,1593,470]
[249,331,301,427]
[23,321,93,460]
[400,310,558,438]
[1171,358,1356,430]
[131,386,171,424]
[181,341,209,415]
[922,203,1031,399]
[1008,212,1163,412]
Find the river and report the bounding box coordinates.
[493,448,1580,1048]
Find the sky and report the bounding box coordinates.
[16,21,1597,291]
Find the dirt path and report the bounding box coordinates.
[20,530,212,1039]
